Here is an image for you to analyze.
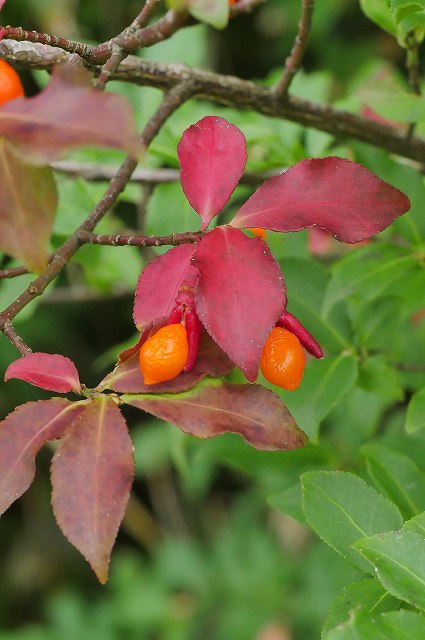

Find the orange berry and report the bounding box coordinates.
[260,327,305,390]
[139,323,189,385]
[248,227,267,240]
[0,60,24,107]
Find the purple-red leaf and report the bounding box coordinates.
[193,226,286,381]
[178,116,247,229]
[231,157,411,243]
[0,64,142,161]
[99,347,204,394]
[123,379,307,451]
[51,396,134,584]
[0,137,57,272]
[5,352,81,393]
[133,244,199,332]
[0,399,85,516]
[98,328,233,394]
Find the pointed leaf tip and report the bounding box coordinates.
[51,396,134,584]
[124,379,308,451]
[178,116,247,229]
[5,352,81,393]
[231,157,410,243]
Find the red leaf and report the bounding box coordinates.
[51,396,134,584]
[5,352,81,393]
[0,64,142,161]
[133,244,198,332]
[193,226,286,381]
[123,379,307,451]
[231,157,411,243]
[98,327,233,394]
[99,347,204,394]
[0,138,57,272]
[0,399,85,516]
[178,116,247,229]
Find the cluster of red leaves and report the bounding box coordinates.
[1,100,410,581]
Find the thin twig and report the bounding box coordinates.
[1,321,32,356]
[77,230,203,247]
[274,0,315,96]
[0,81,195,347]
[94,0,162,90]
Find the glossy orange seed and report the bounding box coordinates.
[260,327,305,390]
[0,60,24,107]
[248,227,267,240]
[139,323,189,385]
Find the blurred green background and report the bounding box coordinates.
[1,1,424,639]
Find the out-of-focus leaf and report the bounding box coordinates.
[301,471,403,573]
[323,244,417,316]
[391,0,425,23]
[178,116,247,229]
[0,399,85,515]
[188,0,230,29]
[326,609,425,640]
[123,379,308,452]
[268,484,305,524]
[0,64,142,161]
[0,137,57,272]
[354,530,425,610]
[133,244,198,332]
[405,387,425,433]
[193,226,286,381]
[361,443,425,519]
[51,396,134,584]
[231,157,410,242]
[5,352,81,393]
[359,0,398,35]
[276,354,358,442]
[358,356,404,400]
[322,578,401,638]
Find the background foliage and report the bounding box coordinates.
[1,0,425,638]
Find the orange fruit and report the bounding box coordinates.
[260,327,305,390]
[249,227,267,240]
[0,60,24,107]
[139,323,189,385]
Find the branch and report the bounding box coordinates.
[77,230,203,247]
[1,321,32,356]
[94,0,162,90]
[51,160,285,185]
[0,81,195,344]
[274,0,315,96]
[3,40,425,164]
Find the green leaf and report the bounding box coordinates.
[361,443,425,519]
[145,182,202,253]
[406,387,425,433]
[326,609,425,640]
[361,85,425,123]
[358,356,404,400]
[301,471,403,573]
[189,0,229,29]
[322,578,401,638]
[276,354,358,442]
[404,510,425,536]
[323,244,418,317]
[391,0,425,23]
[268,484,305,525]
[360,0,398,35]
[280,257,351,354]
[354,530,425,610]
